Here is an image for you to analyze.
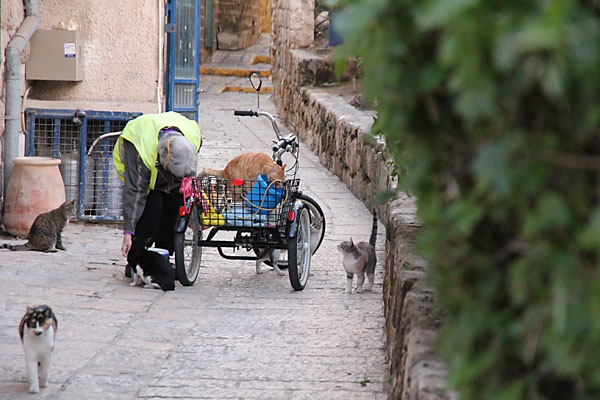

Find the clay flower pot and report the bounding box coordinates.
[3,157,66,237]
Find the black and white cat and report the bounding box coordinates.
[337,209,378,293]
[130,249,176,291]
[19,305,57,393]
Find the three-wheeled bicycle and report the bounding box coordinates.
[173,72,325,291]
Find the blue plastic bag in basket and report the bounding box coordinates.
[244,174,285,215]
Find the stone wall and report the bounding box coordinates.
[0,0,25,203]
[270,2,455,397]
[29,0,159,107]
[200,0,217,63]
[1,0,162,215]
[259,0,271,33]
[216,0,261,50]
[271,0,314,53]
[1,0,25,137]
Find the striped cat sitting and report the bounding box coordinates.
[2,200,75,252]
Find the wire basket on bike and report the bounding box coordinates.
[193,176,300,229]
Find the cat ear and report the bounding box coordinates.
[349,237,354,245]
[26,306,33,313]
[70,199,75,205]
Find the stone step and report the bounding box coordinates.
[199,35,272,95]
[249,55,270,65]
[199,66,270,78]
[217,85,272,94]
[198,74,272,95]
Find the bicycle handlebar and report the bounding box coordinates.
[233,110,258,117]
[234,109,282,140]
[233,108,299,172]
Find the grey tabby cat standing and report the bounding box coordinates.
[2,200,76,252]
[19,305,58,393]
[337,209,378,293]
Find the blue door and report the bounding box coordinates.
[165,0,201,121]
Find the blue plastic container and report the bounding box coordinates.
[244,174,285,215]
[148,247,169,259]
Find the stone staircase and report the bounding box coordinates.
[199,34,272,94]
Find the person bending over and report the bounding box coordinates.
[113,111,202,276]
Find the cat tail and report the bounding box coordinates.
[369,209,378,248]
[1,243,31,251]
[197,168,224,178]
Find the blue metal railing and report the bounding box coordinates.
[24,108,141,221]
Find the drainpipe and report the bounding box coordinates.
[157,0,163,113]
[3,0,40,203]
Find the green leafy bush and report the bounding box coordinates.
[330,0,600,398]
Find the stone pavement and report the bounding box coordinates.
[0,42,388,399]
[198,34,273,95]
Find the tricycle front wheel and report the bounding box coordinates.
[174,204,202,286]
[287,206,311,291]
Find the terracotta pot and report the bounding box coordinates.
[3,157,66,237]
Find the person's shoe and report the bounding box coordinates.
[125,263,132,278]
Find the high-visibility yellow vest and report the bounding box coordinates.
[113,112,201,189]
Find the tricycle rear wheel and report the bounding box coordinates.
[254,193,325,269]
[297,193,325,255]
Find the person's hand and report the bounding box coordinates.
[122,233,132,258]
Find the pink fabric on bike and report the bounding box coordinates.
[179,177,193,198]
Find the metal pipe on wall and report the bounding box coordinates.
[157,0,164,113]
[3,0,40,204]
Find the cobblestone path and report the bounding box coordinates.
[0,88,387,399]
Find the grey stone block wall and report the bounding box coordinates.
[271,45,456,399]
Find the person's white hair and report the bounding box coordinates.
[157,132,198,177]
